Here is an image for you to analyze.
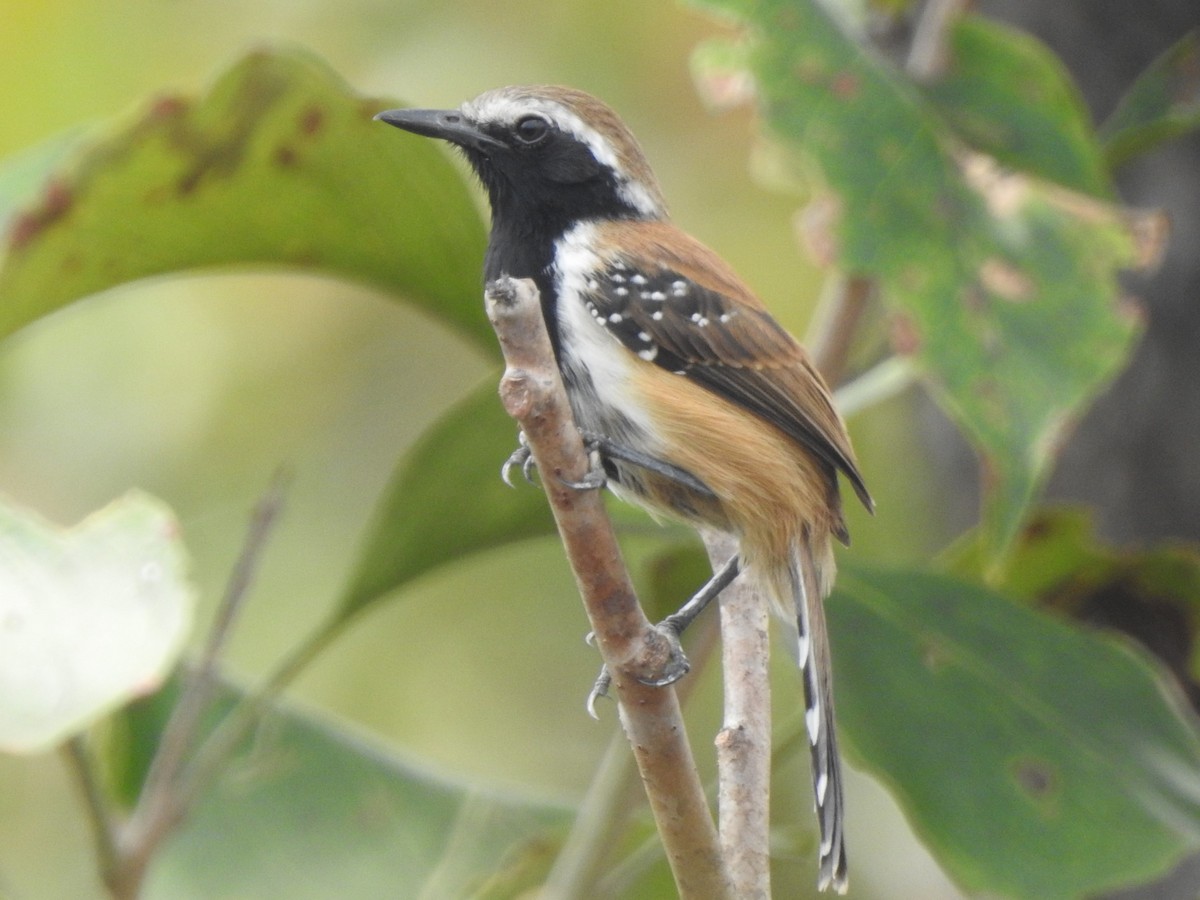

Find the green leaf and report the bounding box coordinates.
[0,491,193,753]
[1101,31,1200,169]
[922,17,1111,196]
[0,130,88,231]
[691,0,1157,564]
[831,565,1200,898]
[103,674,185,808]
[947,506,1200,710]
[0,48,491,351]
[334,379,556,623]
[143,684,570,899]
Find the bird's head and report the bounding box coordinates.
[376,86,667,228]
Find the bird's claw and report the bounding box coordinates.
[502,431,607,490]
[501,432,538,488]
[559,467,607,491]
[584,621,690,718]
[637,620,691,687]
[586,668,611,719]
[559,435,607,491]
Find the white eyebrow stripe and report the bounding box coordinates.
[461,92,663,218]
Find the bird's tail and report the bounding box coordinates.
[769,532,847,894]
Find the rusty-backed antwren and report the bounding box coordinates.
[376,86,872,892]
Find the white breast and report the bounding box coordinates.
[552,222,664,453]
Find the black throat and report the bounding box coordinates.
[482,201,566,355]
[465,149,647,359]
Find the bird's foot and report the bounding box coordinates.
[501,431,538,488]
[502,431,608,491]
[585,620,690,718]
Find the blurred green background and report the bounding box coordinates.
[0,1,951,896]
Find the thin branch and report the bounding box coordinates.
[96,610,344,898]
[485,276,733,900]
[62,737,123,890]
[806,274,874,386]
[195,470,292,679]
[112,474,291,895]
[136,472,289,813]
[832,353,919,418]
[907,0,971,81]
[705,531,772,900]
[176,611,343,810]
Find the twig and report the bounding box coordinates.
[62,737,123,891]
[833,354,919,418]
[176,612,342,810]
[135,472,289,810]
[485,276,733,900]
[587,604,764,898]
[907,0,971,81]
[108,474,290,896]
[704,531,772,900]
[806,274,874,386]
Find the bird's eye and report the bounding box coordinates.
[514,115,550,146]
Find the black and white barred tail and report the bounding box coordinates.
[785,536,848,894]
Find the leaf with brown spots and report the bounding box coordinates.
[0,49,490,351]
[691,1,1167,564]
[920,17,1112,196]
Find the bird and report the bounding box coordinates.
[375,85,872,893]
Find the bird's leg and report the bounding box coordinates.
[504,422,732,712]
[587,554,741,716]
[506,430,717,498]
[581,432,717,499]
[660,552,742,636]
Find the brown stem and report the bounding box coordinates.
[543,581,724,898]
[485,276,733,900]
[62,737,128,896]
[136,473,288,814]
[807,273,874,385]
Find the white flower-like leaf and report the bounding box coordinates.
[0,491,193,753]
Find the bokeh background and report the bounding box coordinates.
[2,1,1195,898]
